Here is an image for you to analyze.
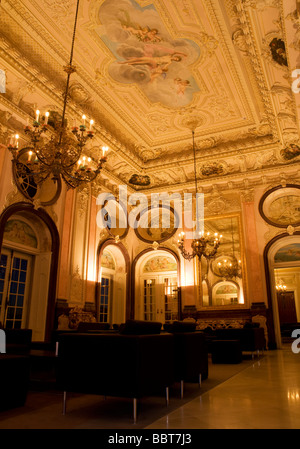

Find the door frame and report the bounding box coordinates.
[96,238,130,321]
[264,231,300,349]
[0,202,59,342]
[132,247,181,321]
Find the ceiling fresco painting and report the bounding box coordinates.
[0,0,300,199]
[97,0,200,108]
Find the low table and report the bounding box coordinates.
[211,339,242,364]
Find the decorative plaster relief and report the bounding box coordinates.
[70,265,84,304]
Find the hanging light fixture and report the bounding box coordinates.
[177,130,222,261]
[7,0,108,193]
[275,270,287,293]
[216,218,242,280]
[276,281,287,292]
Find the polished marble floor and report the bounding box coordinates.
[147,344,300,429]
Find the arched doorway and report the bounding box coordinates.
[0,202,59,342]
[96,239,130,326]
[264,232,300,349]
[133,248,181,323]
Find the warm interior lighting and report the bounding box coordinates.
[216,218,242,280]
[276,280,287,292]
[275,269,287,293]
[6,0,108,193]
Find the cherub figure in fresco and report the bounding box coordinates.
[119,9,162,43]
[174,78,191,95]
[122,24,162,43]
[118,44,187,82]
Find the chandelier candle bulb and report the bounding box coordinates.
[89,119,94,131]
[45,112,49,124]
[82,115,86,126]
[102,146,108,158]
[36,110,40,122]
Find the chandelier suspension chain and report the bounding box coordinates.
[177,129,222,261]
[60,0,80,144]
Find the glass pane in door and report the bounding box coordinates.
[5,256,28,329]
[143,279,156,321]
[164,277,178,322]
[99,277,110,322]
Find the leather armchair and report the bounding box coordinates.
[56,323,174,423]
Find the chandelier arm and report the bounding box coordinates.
[13,147,53,179]
[60,162,102,189]
[177,242,195,261]
[13,159,52,186]
[34,150,56,168]
[180,251,195,262]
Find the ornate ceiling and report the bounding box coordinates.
[0,0,300,195]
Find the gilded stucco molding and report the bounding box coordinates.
[240,189,255,203]
[70,265,84,304]
[232,0,280,139]
[3,186,28,212]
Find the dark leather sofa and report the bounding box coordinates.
[164,321,208,398]
[213,326,266,358]
[56,320,175,423]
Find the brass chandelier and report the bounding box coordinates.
[276,281,287,293]
[7,0,108,194]
[216,256,241,280]
[216,218,242,280]
[177,130,222,261]
[275,270,287,293]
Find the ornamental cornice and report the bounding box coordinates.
[136,164,300,197]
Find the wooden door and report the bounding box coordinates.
[277,291,297,324]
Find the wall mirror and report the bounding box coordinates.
[197,214,247,309]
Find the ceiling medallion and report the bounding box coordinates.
[180,115,204,131]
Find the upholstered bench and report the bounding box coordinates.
[211,339,242,364]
